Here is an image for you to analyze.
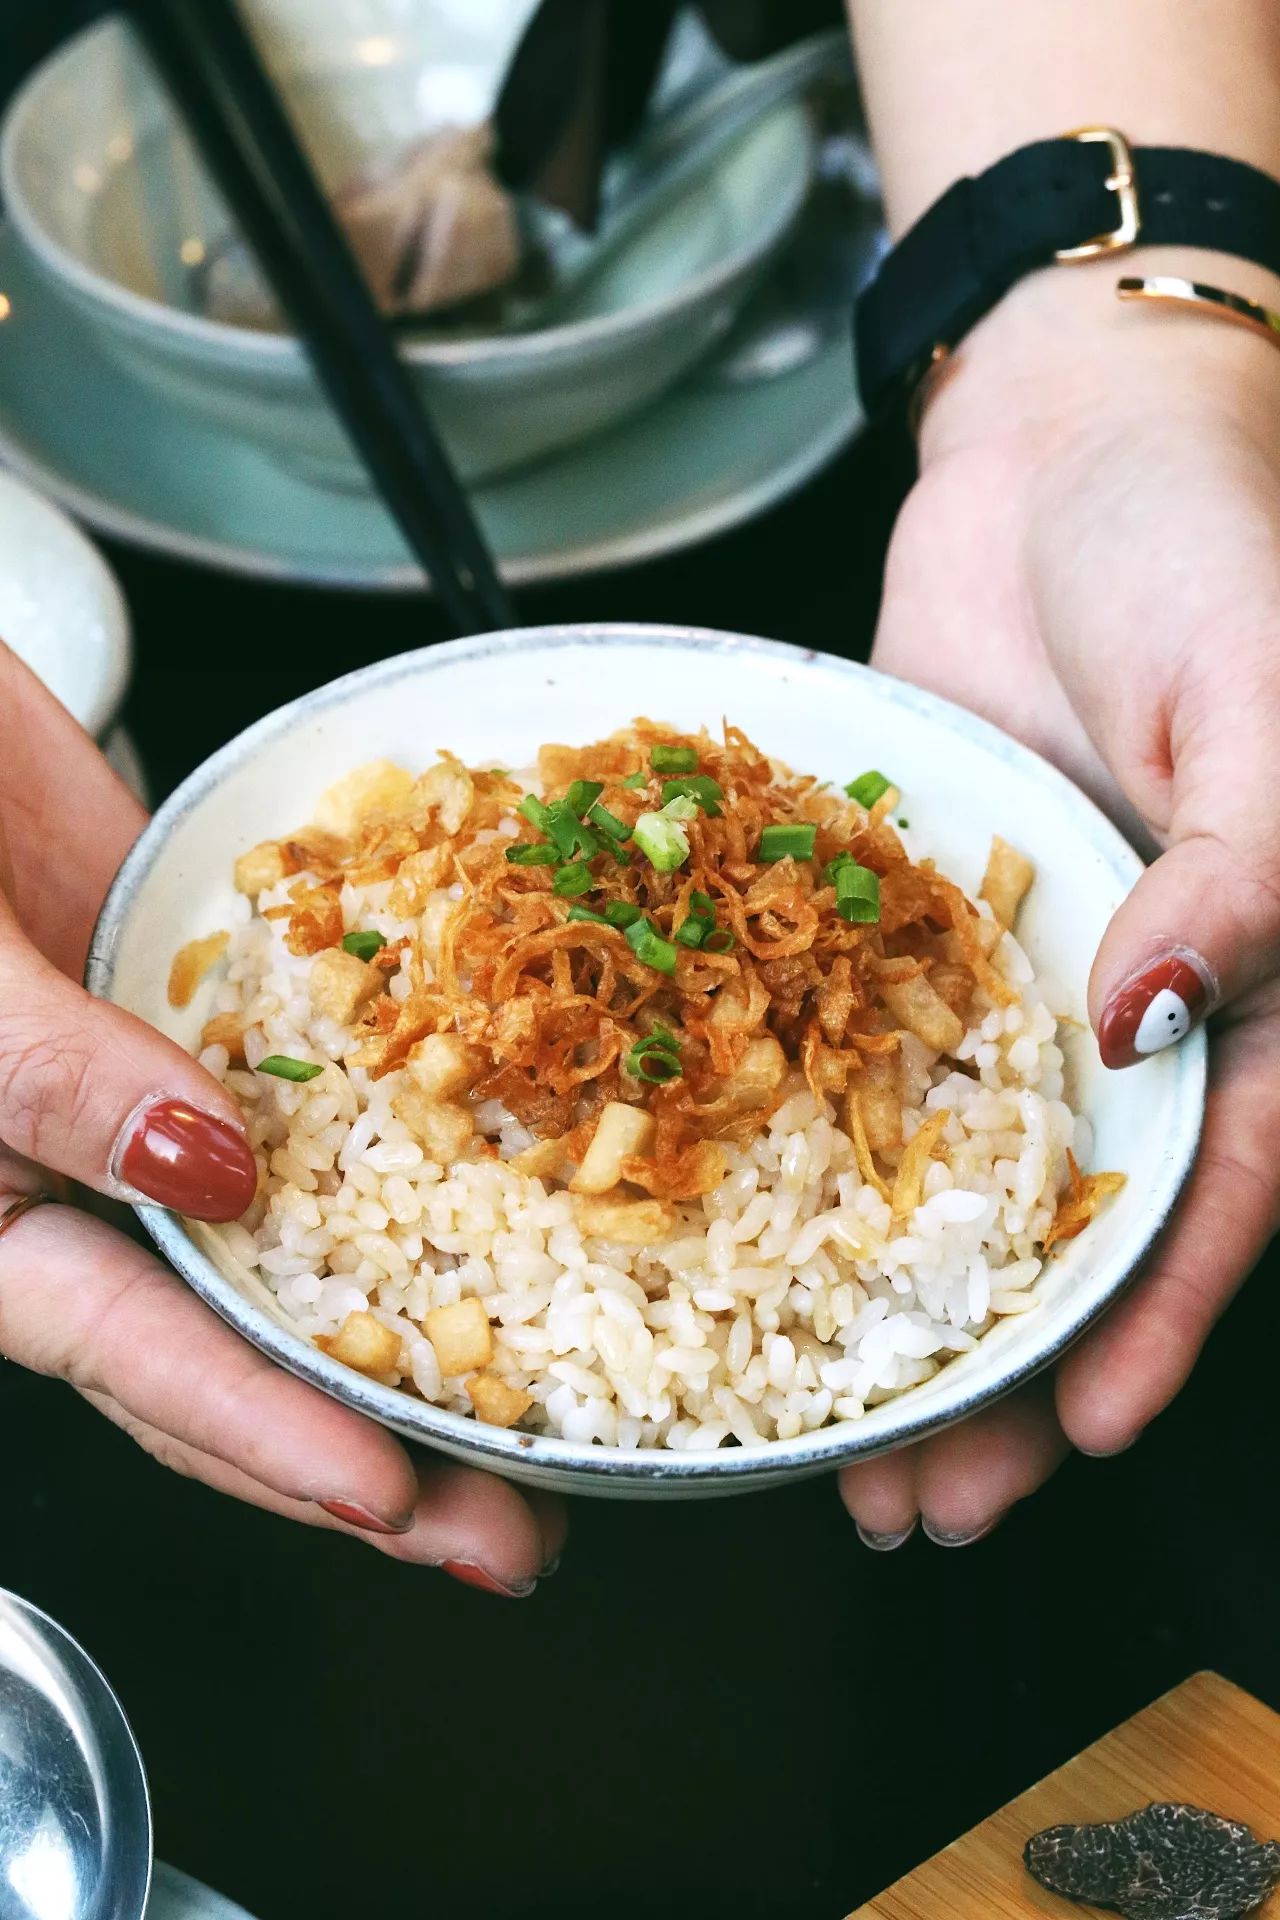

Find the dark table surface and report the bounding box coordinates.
[4,15,1279,1920]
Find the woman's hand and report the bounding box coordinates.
[838,258,1280,1549]
[0,647,563,1595]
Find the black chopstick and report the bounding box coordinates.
[125,0,515,635]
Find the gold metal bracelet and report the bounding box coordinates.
[1116,275,1280,356]
[0,1192,58,1243]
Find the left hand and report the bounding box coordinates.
[838,257,1280,1548]
[0,649,564,1595]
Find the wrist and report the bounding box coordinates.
[917,245,1280,467]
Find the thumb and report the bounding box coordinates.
[1089,687,1280,1068]
[0,895,257,1219]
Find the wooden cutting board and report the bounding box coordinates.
[849,1672,1280,1918]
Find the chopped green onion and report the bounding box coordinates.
[624,916,678,975]
[489,767,508,778]
[674,888,717,948]
[544,798,602,861]
[632,1051,682,1085]
[660,775,723,817]
[660,795,699,822]
[621,768,647,789]
[341,929,384,962]
[759,823,817,862]
[587,801,631,840]
[834,862,881,924]
[703,926,737,953]
[898,818,910,829]
[633,809,691,873]
[565,779,604,818]
[824,850,854,885]
[553,861,594,897]
[649,745,698,775]
[505,841,559,866]
[519,793,553,833]
[587,802,633,863]
[567,899,644,929]
[626,1027,684,1084]
[257,1055,324,1083]
[844,769,893,809]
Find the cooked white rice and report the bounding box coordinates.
[199,861,1085,1451]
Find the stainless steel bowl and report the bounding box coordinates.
[0,1589,151,1920]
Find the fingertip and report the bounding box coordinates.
[523,1487,570,1570]
[1055,1338,1152,1460]
[1092,948,1214,1070]
[837,1453,919,1539]
[114,1096,258,1220]
[400,1462,550,1585]
[914,1387,1067,1540]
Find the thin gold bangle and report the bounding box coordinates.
[1116,275,1280,356]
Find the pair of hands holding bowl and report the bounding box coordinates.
[4,260,1278,1587]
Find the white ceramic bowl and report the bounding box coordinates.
[88,625,1205,1498]
[0,467,132,738]
[2,15,813,490]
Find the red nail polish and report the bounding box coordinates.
[117,1099,258,1219]
[1097,951,1212,1070]
[318,1500,414,1535]
[441,1560,532,1599]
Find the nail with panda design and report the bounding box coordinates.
[1097,948,1216,1070]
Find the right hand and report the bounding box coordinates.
[838,263,1280,1551]
[0,646,563,1597]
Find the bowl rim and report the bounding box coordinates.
[87,622,1206,1487]
[0,467,133,739]
[0,16,816,374]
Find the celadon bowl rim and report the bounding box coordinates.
[0,17,815,375]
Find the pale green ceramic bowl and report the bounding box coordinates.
[1,15,814,489]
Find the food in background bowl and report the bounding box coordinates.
[173,721,1122,1452]
[1,18,815,488]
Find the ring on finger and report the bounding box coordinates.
[0,1192,59,1241]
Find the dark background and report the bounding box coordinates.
[3,10,1279,1919]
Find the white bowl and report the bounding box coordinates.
[2,16,813,490]
[87,625,1205,1498]
[0,467,132,738]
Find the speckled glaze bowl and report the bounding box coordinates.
[87,625,1205,1497]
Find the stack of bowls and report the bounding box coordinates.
[0,4,817,493]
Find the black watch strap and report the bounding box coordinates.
[856,132,1280,421]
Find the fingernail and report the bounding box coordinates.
[115,1097,258,1220]
[318,1499,415,1535]
[540,1553,561,1579]
[856,1519,918,1553]
[1097,948,1215,1070]
[922,1518,996,1549]
[441,1560,535,1599]
[1077,1435,1137,1459]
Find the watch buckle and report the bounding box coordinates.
[1054,126,1141,261]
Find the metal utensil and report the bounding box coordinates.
[125,0,514,634]
[0,1589,151,1920]
[519,28,853,328]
